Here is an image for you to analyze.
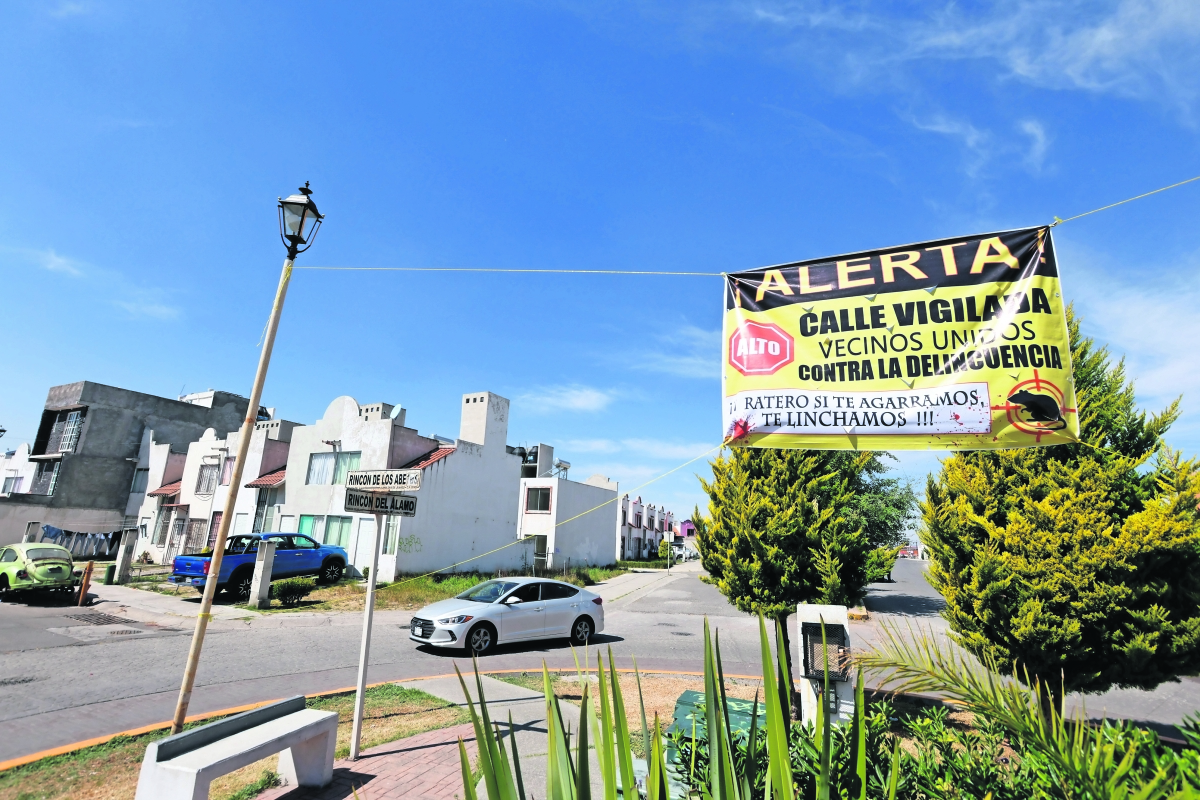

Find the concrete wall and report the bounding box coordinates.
[0,381,251,544]
[518,476,617,568]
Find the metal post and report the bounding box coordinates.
[169,256,295,734]
[350,510,385,760]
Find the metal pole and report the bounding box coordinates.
[350,510,385,760]
[169,256,295,734]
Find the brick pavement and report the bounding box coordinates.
[257,722,478,800]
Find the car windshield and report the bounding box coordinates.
[456,580,519,603]
[26,548,71,562]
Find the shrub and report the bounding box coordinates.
[271,577,316,607]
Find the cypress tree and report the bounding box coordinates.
[694,447,913,712]
[924,307,1200,711]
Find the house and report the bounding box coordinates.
[276,392,533,582]
[129,418,302,564]
[0,382,252,545]
[616,494,676,560]
[2,444,38,498]
[516,473,618,570]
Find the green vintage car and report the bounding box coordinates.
[0,543,79,594]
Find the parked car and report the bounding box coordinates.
[169,533,348,599]
[0,543,80,594]
[409,576,604,656]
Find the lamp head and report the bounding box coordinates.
[277,181,324,257]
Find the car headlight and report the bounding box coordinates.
[438,615,473,625]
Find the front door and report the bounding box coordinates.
[540,582,582,636]
[499,582,545,640]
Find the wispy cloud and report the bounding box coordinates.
[49,1,93,18]
[4,246,181,321]
[1019,120,1050,172]
[631,323,721,379]
[905,113,992,177]
[1063,241,1200,443]
[745,0,1200,112]
[518,384,617,413]
[36,248,86,277]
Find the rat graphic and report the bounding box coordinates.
[1008,390,1066,430]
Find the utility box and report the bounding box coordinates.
[795,604,855,726]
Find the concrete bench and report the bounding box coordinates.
[135,696,338,800]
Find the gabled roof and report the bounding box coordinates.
[246,468,286,489]
[148,480,182,497]
[402,448,455,470]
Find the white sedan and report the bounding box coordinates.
[408,576,605,656]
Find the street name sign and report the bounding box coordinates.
[344,489,417,516]
[345,469,422,491]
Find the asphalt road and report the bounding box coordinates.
[1,557,1197,763]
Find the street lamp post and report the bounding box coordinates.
[169,183,323,734]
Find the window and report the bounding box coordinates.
[195,464,219,494]
[541,583,579,600]
[633,513,642,529]
[526,487,551,513]
[332,451,361,484]
[324,516,352,548]
[0,549,16,563]
[382,516,399,556]
[621,510,627,527]
[298,515,325,541]
[306,452,335,485]
[292,535,319,549]
[233,513,251,535]
[32,461,60,495]
[58,410,83,453]
[2,476,22,494]
[154,512,172,547]
[220,457,235,485]
[207,512,223,548]
[130,468,149,494]
[509,583,542,603]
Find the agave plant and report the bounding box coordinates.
[457,611,901,799]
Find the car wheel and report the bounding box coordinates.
[467,623,496,656]
[226,568,254,601]
[0,575,8,594]
[318,559,344,585]
[570,616,594,646]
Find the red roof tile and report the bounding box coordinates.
[148,480,182,497]
[246,468,286,488]
[402,448,454,470]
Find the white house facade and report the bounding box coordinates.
[516,473,618,570]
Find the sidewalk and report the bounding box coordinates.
[257,722,478,800]
[88,582,261,622]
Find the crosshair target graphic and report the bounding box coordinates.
[991,369,1076,442]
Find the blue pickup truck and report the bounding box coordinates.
[170,533,348,599]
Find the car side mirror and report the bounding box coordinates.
[502,595,519,604]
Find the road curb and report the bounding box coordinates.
[0,667,764,772]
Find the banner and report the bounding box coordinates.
[722,227,1079,450]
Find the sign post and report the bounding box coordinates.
[345,471,418,760]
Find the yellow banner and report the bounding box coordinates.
[723,227,1079,450]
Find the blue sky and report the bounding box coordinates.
[2,1,1199,526]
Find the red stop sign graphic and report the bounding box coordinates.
[728,322,794,376]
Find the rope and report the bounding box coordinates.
[1052,174,1200,226]
[295,266,723,276]
[384,442,725,588]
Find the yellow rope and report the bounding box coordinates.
[385,442,725,588]
[1052,174,1200,226]
[295,265,723,276]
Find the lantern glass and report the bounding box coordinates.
[280,194,320,241]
